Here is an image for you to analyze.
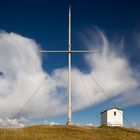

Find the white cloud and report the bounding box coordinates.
[0,29,139,121]
[85,123,93,126]
[0,118,26,128]
[49,122,59,126]
[0,31,68,119]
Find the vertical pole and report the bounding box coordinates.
[67,6,72,125]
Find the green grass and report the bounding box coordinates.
[0,125,140,140]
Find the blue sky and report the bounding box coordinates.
[0,0,140,127]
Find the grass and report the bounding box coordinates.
[0,125,140,140]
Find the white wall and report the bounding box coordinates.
[107,109,123,127]
[101,108,123,127]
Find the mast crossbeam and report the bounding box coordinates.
[40,50,100,53]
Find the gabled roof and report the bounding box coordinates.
[100,107,124,114]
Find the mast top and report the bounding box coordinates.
[68,5,71,50]
[69,5,71,10]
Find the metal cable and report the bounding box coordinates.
[12,43,67,121]
[12,75,48,119]
[78,72,93,104]
[42,68,65,120]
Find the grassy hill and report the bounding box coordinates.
[0,125,140,140]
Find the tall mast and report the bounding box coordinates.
[40,6,100,126]
[67,5,72,125]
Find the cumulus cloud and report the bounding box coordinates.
[0,29,139,122]
[0,31,67,119]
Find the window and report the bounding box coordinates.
[0,71,3,76]
[114,111,116,116]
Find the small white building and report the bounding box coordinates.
[100,107,124,127]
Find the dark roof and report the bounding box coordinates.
[100,107,124,114]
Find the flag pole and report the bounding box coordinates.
[67,5,72,125]
[40,6,100,126]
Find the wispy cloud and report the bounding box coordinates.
[0,29,139,121]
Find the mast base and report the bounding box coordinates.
[66,119,72,125]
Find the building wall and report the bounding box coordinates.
[101,111,107,125]
[101,108,123,127]
[107,109,123,127]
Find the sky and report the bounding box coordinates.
[0,0,140,128]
